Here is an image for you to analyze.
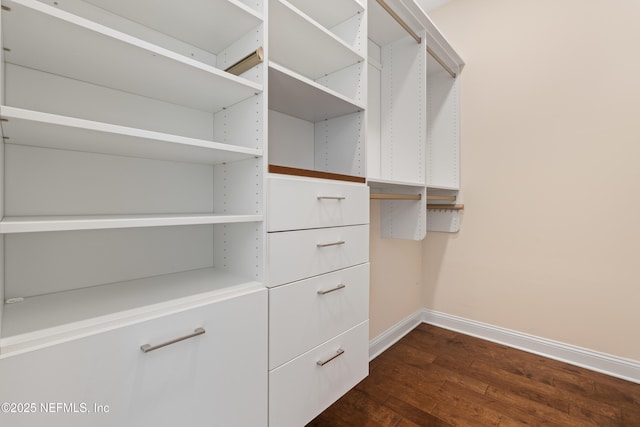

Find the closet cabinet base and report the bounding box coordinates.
[0,288,268,427]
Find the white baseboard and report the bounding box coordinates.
[368,308,640,384]
[368,311,423,361]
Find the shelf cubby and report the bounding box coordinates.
[269,0,364,80]
[269,63,364,122]
[2,0,262,113]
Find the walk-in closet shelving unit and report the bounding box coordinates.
[0,0,268,425]
[424,17,464,233]
[367,0,463,238]
[267,1,370,426]
[368,0,428,240]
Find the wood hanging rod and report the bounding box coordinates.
[426,195,456,201]
[225,47,264,76]
[427,45,457,79]
[376,0,421,44]
[371,193,422,201]
[427,204,464,210]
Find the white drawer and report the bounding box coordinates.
[269,263,369,369]
[267,224,369,286]
[0,289,267,427]
[267,175,369,232]
[269,321,369,427]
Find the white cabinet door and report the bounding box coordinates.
[269,263,369,369]
[267,224,369,286]
[0,289,267,427]
[267,175,369,232]
[269,321,369,427]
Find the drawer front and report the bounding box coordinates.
[267,224,369,286]
[267,175,369,232]
[269,263,369,369]
[269,321,369,427]
[0,289,267,427]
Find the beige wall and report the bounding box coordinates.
[369,200,423,338]
[423,0,640,360]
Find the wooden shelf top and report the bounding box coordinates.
[269,165,366,183]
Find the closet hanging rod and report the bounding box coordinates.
[376,0,421,44]
[371,193,422,201]
[427,204,464,210]
[427,45,457,79]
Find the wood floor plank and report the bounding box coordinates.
[307,388,403,427]
[308,325,640,427]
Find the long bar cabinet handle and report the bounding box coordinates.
[140,327,206,353]
[317,349,345,367]
[317,241,345,248]
[317,196,346,200]
[317,284,346,295]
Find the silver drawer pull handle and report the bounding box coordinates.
[140,327,205,353]
[318,284,346,295]
[317,196,345,200]
[317,349,345,366]
[317,240,345,248]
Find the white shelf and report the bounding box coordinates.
[269,0,364,80]
[368,178,426,189]
[287,0,363,29]
[82,0,263,54]
[0,106,262,164]
[427,184,459,191]
[2,0,262,113]
[269,63,364,122]
[0,214,263,234]
[1,268,263,354]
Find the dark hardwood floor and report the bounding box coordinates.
[308,324,640,426]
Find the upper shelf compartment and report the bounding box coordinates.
[269,63,364,123]
[81,0,263,54]
[1,0,262,113]
[368,0,423,46]
[269,0,364,80]
[285,0,363,30]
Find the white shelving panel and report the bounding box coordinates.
[2,0,262,113]
[0,0,267,365]
[1,268,263,354]
[427,54,460,190]
[0,106,262,164]
[269,0,364,80]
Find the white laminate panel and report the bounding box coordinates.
[267,225,369,286]
[0,289,268,427]
[269,263,369,369]
[267,175,369,232]
[269,321,369,427]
